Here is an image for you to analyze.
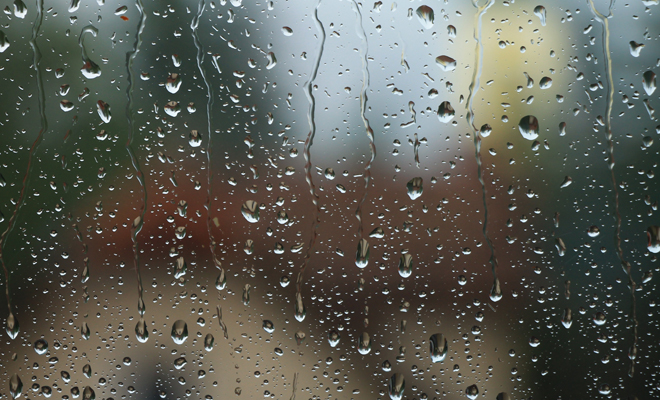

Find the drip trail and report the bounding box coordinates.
[588,0,638,378]
[295,0,325,322]
[0,0,48,339]
[465,0,500,302]
[125,0,148,323]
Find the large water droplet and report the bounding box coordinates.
[81,321,90,340]
[647,226,660,253]
[34,338,48,355]
[435,55,456,72]
[518,115,539,140]
[294,292,306,322]
[643,71,656,96]
[166,73,182,94]
[561,308,572,328]
[241,200,260,223]
[328,330,340,347]
[355,238,370,268]
[533,5,546,26]
[262,320,275,333]
[13,0,27,19]
[490,278,502,302]
[174,357,187,369]
[9,374,23,399]
[171,320,188,344]
[398,254,413,278]
[415,5,434,29]
[0,31,10,53]
[204,333,214,351]
[388,373,405,400]
[266,52,277,69]
[96,100,111,123]
[593,311,607,326]
[437,101,455,123]
[82,386,95,400]
[82,364,92,378]
[6,312,19,339]
[465,384,479,400]
[81,59,102,79]
[357,332,371,355]
[135,318,149,343]
[539,76,552,89]
[429,333,448,363]
[629,41,645,57]
[406,177,423,200]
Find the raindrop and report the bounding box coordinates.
[280,275,290,287]
[13,0,27,18]
[518,115,539,141]
[593,312,606,326]
[324,168,335,180]
[9,374,23,399]
[215,269,227,290]
[96,100,111,123]
[435,55,456,72]
[559,121,567,136]
[629,41,644,57]
[295,330,306,345]
[479,124,492,137]
[587,226,600,237]
[262,320,275,333]
[357,332,371,355]
[82,386,95,400]
[166,73,182,94]
[171,320,188,344]
[242,284,251,305]
[369,227,384,238]
[447,25,456,37]
[174,256,186,279]
[465,384,479,400]
[415,5,434,29]
[282,26,293,36]
[34,339,48,355]
[5,312,19,339]
[560,176,572,188]
[529,336,541,347]
[382,360,392,372]
[490,278,502,302]
[355,238,370,268]
[533,5,546,26]
[81,322,90,340]
[562,308,573,328]
[437,101,455,123]
[135,318,149,343]
[648,226,660,253]
[174,357,187,369]
[266,52,277,69]
[81,59,101,79]
[643,71,656,96]
[429,333,448,363]
[388,373,405,400]
[398,254,413,278]
[406,177,423,200]
[61,371,71,382]
[328,330,340,347]
[82,364,92,378]
[294,292,306,322]
[539,76,552,89]
[598,384,611,395]
[497,393,512,400]
[0,31,10,52]
[241,200,260,223]
[164,101,181,117]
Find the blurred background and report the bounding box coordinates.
[0,0,659,399]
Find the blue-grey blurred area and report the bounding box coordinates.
[0,0,659,399]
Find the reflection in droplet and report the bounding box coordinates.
[518,115,539,140]
[96,100,111,123]
[587,226,600,237]
[388,373,405,400]
[643,71,656,96]
[166,73,182,94]
[648,226,660,253]
[435,55,456,72]
[9,374,23,399]
[282,26,293,36]
[6,312,19,339]
[406,177,423,200]
[174,357,187,369]
[398,254,413,278]
[135,318,149,343]
[357,332,371,355]
[465,384,479,400]
[204,333,214,351]
[171,320,188,344]
[215,268,227,290]
[328,330,340,347]
[415,5,434,29]
[241,200,260,223]
[13,0,27,19]
[437,101,455,123]
[355,238,370,268]
[562,308,572,328]
[82,364,92,378]
[533,5,546,26]
[429,333,448,363]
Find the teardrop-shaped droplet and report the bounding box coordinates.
[465,384,479,400]
[13,0,27,19]
[435,55,456,72]
[555,238,566,256]
[328,330,340,347]
[398,254,413,278]
[497,393,512,400]
[82,364,92,378]
[388,373,405,400]
[241,200,260,223]
[643,71,657,96]
[533,5,546,26]
[242,284,251,306]
[96,100,111,123]
[429,333,448,363]
[204,333,214,351]
[215,269,227,290]
[81,321,90,340]
[9,374,23,399]
[174,256,187,279]
[648,226,660,253]
[135,318,149,343]
[355,238,370,268]
[164,100,181,117]
[60,100,75,112]
[81,58,102,79]
[82,386,95,400]
[518,115,539,140]
[0,31,10,53]
[539,76,552,89]
[561,308,572,328]
[6,312,19,339]
[357,332,371,355]
[61,371,71,383]
[490,278,502,302]
[166,73,182,94]
[266,52,277,69]
[294,292,306,322]
[34,338,48,355]
[415,5,434,29]
[479,124,492,137]
[171,320,188,345]
[406,177,423,200]
[437,101,455,123]
[262,320,275,333]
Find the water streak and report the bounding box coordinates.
[587,0,638,378]
[351,0,375,240]
[295,0,325,312]
[124,0,148,317]
[0,0,47,338]
[191,0,219,272]
[465,0,499,301]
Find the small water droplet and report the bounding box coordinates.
[262,320,275,333]
[479,124,492,137]
[593,311,607,326]
[282,26,293,36]
[33,338,48,355]
[294,292,306,322]
[82,386,95,400]
[96,100,111,123]
[490,278,502,302]
[82,364,92,378]
[647,226,660,253]
[242,284,251,306]
[587,225,600,237]
[5,312,19,339]
[166,73,182,94]
[0,31,10,52]
[266,52,277,69]
[215,269,227,290]
[328,330,340,347]
[13,0,27,19]
[561,308,572,328]
[81,321,90,340]
[437,101,455,123]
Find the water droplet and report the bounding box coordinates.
[324,168,335,180]
[204,333,214,351]
[122,357,131,365]
[81,59,101,79]
[171,320,188,344]
[34,338,48,355]
[629,41,645,57]
[406,177,423,200]
[242,284,251,306]
[172,54,181,67]
[561,308,572,328]
[465,384,479,400]
[587,225,600,237]
[9,374,23,399]
[429,333,448,363]
[174,256,187,279]
[294,292,306,322]
[539,76,552,89]
[529,336,541,347]
[266,52,277,69]
[5,312,19,339]
[82,364,92,378]
[533,5,546,26]
[81,321,90,340]
[164,101,181,117]
[82,386,95,400]
[437,101,455,123]
[295,330,306,345]
[328,330,340,347]
[369,227,384,238]
[388,373,405,400]
[647,226,660,253]
[355,238,370,268]
[490,278,502,302]
[282,26,293,36]
[518,115,539,140]
[398,254,413,278]
[13,0,27,19]
[447,25,456,37]
[280,275,290,287]
[479,124,492,137]
[96,100,111,123]
[559,121,567,136]
[61,371,71,382]
[593,312,606,326]
[262,320,275,333]
[241,200,260,223]
[166,73,182,94]
[435,55,456,72]
[497,393,512,400]
[215,269,227,290]
[174,356,187,369]
[598,384,611,395]
[0,31,10,52]
[555,238,566,256]
[135,318,149,343]
[560,176,572,188]
[643,71,656,96]
[357,332,371,355]
[415,5,434,29]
